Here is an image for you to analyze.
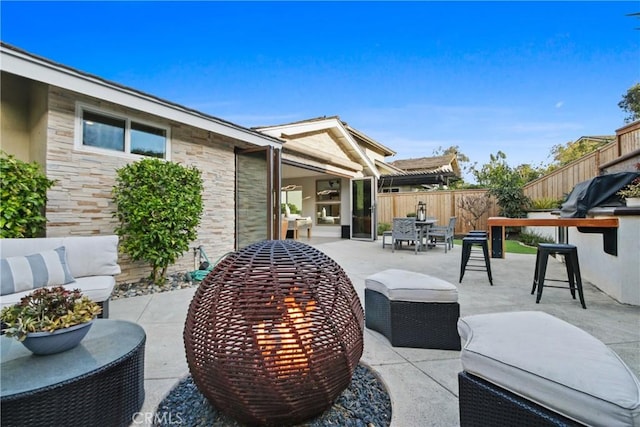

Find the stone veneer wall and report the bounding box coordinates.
[45,87,237,283]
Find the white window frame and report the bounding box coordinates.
[74,102,171,160]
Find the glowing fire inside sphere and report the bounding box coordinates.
[183,240,364,426]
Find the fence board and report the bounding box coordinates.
[377,190,500,236]
[378,123,638,236]
[524,124,639,201]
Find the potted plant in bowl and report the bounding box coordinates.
[617,177,640,207]
[1,286,102,355]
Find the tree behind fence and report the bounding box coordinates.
[523,121,640,201]
[378,121,639,236]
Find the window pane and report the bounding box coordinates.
[83,111,125,151]
[131,122,166,158]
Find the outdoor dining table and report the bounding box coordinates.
[416,218,438,250]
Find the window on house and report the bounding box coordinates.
[79,106,168,159]
[83,111,125,152]
[131,122,166,158]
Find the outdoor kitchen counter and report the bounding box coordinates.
[566,207,640,306]
[488,216,619,258]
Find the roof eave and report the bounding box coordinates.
[0,43,281,148]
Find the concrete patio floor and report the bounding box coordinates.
[111,237,640,427]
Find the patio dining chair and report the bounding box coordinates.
[391,217,420,254]
[426,217,456,253]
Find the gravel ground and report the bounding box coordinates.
[110,273,198,300]
[155,364,391,427]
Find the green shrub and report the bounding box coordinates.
[113,158,204,283]
[377,222,391,236]
[406,212,417,217]
[0,152,55,238]
[489,186,531,218]
[530,197,563,209]
[518,231,555,247]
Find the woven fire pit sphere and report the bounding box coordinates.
[183,240,364,426]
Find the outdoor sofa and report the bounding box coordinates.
[1,235,120,318]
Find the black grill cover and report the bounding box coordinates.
[560,171,640,218]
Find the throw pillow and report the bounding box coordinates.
[1,246,76,296]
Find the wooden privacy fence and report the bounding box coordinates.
[377,190,500,236]
[523,121,640,201]
[377,121,639,237]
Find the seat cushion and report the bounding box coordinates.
[0,236,120,278]
[1,247,75,295]
[458,311,640,427]
[365,269,458,303]
[0,275,115,309]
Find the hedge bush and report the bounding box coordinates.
[0,152,55,238]
[113,158,204,283]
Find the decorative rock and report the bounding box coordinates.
[111,273,198,300]
[155,364,391,427]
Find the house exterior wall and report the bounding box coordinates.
[30,81,49,168]
[568,213,640,306]
[1,73,30,160]
[361,146,385,164]
[36,86,238,283]
[289,132,356,166]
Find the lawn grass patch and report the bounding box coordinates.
[453,239,537,255]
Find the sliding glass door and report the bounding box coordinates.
[236,146,281,249]
[351,177,376,241]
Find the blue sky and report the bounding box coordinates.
[2,1,638,179]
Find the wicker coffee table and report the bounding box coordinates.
[1,319,145,427]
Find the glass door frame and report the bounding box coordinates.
[235,146,281,249]
[350,176,376,241]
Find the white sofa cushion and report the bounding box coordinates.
[61,236,120,278]
[1,247,75,295]
[0,276,115,309]
[458,311,640,427]
[0,236,120,278]
[365,269,458,303]
[0,236,120,309]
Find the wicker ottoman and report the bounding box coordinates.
[457,311,640,426]
[364,269,461,350]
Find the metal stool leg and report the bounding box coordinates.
[570,251,586,309]
[459,241,471,282]
[481,241,493,286]
[532,249,541,294]
[564,254,577,299]
[536,251,550,304]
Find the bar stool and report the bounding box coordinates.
[465,231,488,262]
[532,243,586,309]
[460,236,493,285]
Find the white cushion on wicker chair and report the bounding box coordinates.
[365,269,458,303]
[458,311,640,427]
